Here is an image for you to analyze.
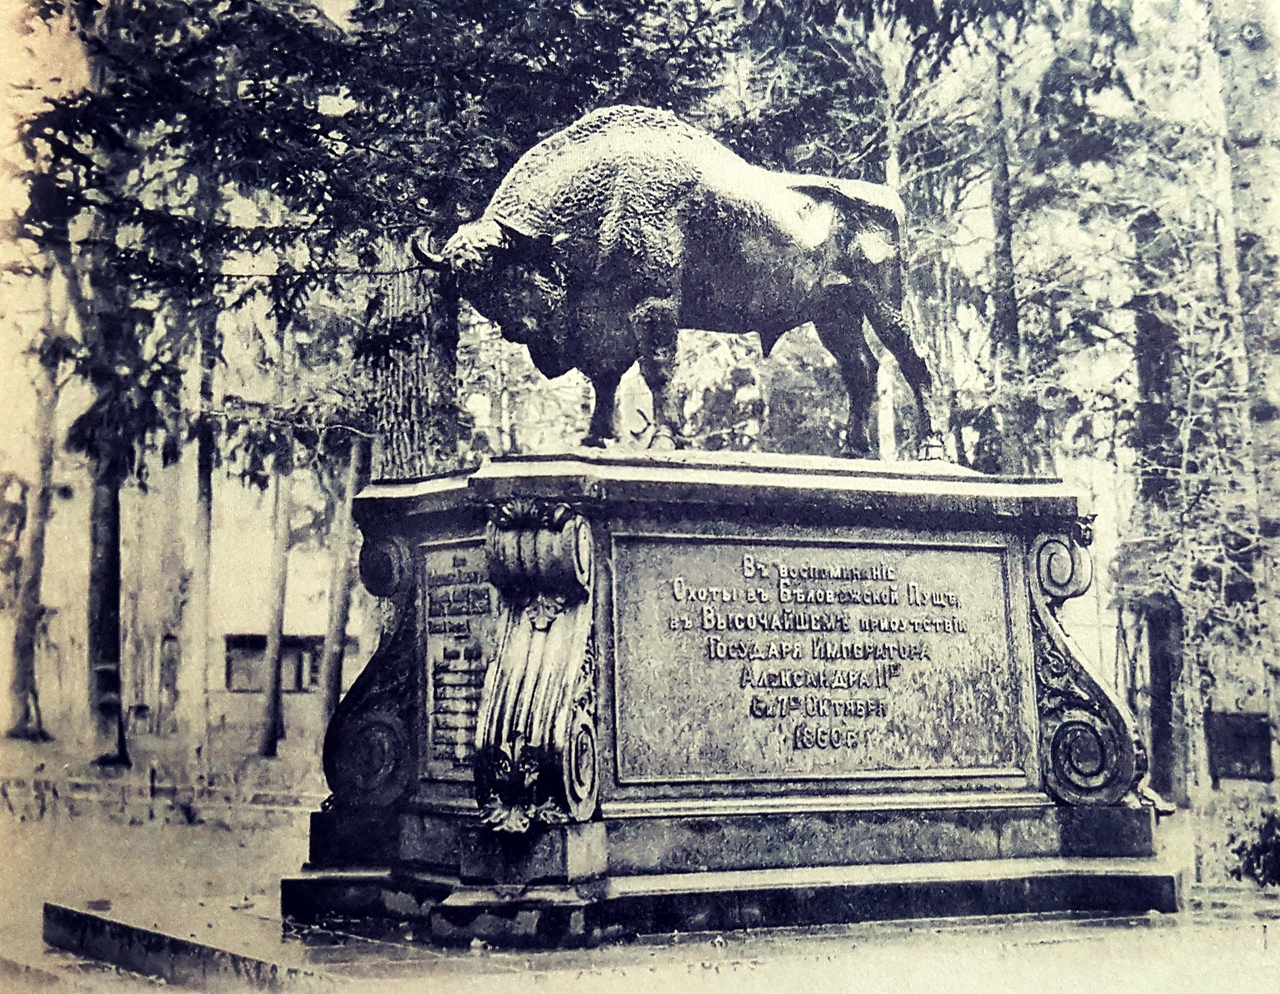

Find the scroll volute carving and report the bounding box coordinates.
[322,531,419,810]
[1030,524,1147,806]
[473,500,599,832]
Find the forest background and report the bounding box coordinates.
[1,0,1279,882]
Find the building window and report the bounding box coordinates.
[1206,711,1274,785]
[223,634,356,693]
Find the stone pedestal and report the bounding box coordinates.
[283,451,1181,946]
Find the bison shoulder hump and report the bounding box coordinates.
[486,106,721,238]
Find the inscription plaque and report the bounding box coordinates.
[613,534,1027,784]
[422,539,497,779]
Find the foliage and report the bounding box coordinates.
[760,327,849,454]
[679,0,1265,691]
[16,1,363,489]
[14,0,736,485]
[672,332,766,451]
[1088,3,1261,676]
[1230,809,1280,887]
[681,3,996,457]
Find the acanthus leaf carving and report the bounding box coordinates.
[526,593,567,632]
[472,499,599,832]
[489,498,577,533]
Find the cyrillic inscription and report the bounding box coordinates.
[424,544,496,775]
[614,535,1023,783]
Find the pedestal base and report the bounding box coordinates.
[380,803,1158,879]
[301,454,1177,949]
[283,855,1184,948]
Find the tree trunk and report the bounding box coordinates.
[972,48,1044,475]
[990,53,1018,356]
[180,178,225,761]
[257,460,292,757]
[877,75,902,462]
[427,276,460,467]
[7,351,59,742]
[1130,236,1179,508]
[371,271,458,480]
[44,228,132,762]
[318,434,370,728]
[868,15,905,461]
[88,469,128,765]
[985,48,1033,475]
[189,321,216,757]
[258,298,300,758]
[1210,0,1280,778]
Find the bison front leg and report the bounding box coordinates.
[634,296,681,450]
[584,366,625,448]
[816,317,878,458]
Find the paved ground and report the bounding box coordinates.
[2,747,1279,993]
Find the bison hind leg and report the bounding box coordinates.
[582,366,626,448]
[857,293,946,458]
[814,317,878,459]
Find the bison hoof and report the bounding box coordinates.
[919,434,947,461]
[581,434,610,449]
[648,427,678,451]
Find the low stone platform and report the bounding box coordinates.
[41,894,456,990]
[45,853,1184,986]
[43,901,324,989]
[283,855,1183,948]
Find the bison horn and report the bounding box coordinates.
[412,237,449,271]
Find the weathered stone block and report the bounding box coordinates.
[458,821,607,884]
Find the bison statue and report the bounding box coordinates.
[415,104,939,456]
